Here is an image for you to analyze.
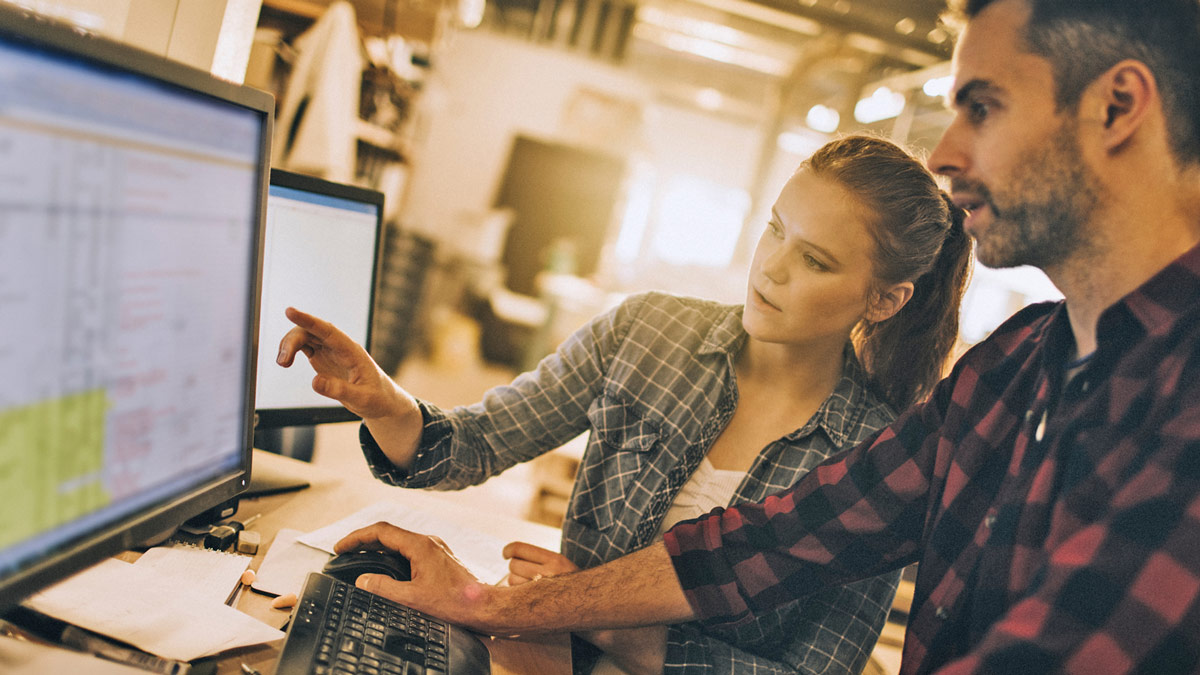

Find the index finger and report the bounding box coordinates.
[282,307,365,356]
[284,306,342,342]
[501,541,559,564]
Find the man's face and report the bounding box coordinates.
[928,0,1101,271]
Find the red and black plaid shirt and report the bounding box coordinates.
[665,242,1200,674]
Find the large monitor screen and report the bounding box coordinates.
[0,7,271,611]
[255,169,383,428]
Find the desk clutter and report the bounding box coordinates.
[10,498,544,670]
[21,549,282,662]
[0,633,149,674]
[254,528,331,598]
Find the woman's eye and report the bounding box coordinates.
[767,221,783,237]
[804,254,827,271]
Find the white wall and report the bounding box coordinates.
[614,100,764,302]
[400,29,774,304]
[400,30,652,240]
[4,0,132,34]
[5,0,261,82]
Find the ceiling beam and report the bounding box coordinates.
[746,0,951,59]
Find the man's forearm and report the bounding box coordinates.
[479,542,696,634]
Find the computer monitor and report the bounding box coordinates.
[254,169,384,429]
[0,5,272,612]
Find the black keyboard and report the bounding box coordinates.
[275,572,491,674]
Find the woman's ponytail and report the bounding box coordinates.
[854,195,972,409]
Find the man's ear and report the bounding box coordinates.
[1092,59,1156,152]
[866,281,914,323]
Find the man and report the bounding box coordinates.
[330,0,1200,671]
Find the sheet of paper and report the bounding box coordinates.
[24,558,283,662]
[133,544,250,604]
[298,501,513,583]
[252,528,331,597]
[0,635,145,674]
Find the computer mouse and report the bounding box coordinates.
[323,549,412,583]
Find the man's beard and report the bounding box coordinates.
[957,123,1101,271]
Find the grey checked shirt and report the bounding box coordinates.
[361,292,901,674]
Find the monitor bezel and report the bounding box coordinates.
[0,4,272,612]
[253,168,385,429]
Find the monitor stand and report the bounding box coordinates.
[253,426,316,462]
[172,449,311,542]
[244,446,312,498]
[245,459,311,498]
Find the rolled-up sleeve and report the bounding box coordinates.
[358,294,646,490]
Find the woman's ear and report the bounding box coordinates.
[866,281,914,323]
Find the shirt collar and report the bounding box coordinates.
[1096,239,1200,354]
[802,346,888,448]
[698,305,748,355]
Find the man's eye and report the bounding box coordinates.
[968,100,991,122]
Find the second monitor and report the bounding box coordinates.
[254,169,384,435]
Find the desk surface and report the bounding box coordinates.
[215,448,570,675]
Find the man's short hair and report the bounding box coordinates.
[944,0,1200,165]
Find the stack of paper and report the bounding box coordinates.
[24,547,283,662]
[251,528,332,597]
[133,544,253,604]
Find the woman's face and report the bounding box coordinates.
[744,170,880,347]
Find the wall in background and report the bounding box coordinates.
[400,28,776,303]
[399,29,650,242]
[6,0,261,82]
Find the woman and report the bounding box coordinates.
[276,134,973,674]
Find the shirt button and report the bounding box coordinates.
[935,606,950,620]
[1034,410,1048,442]
[1080,380,1090,393]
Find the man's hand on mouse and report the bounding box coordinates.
[334,522,501,632]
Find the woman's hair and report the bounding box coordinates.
[803,134,973,410]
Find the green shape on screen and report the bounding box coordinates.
[0,389,112,549]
